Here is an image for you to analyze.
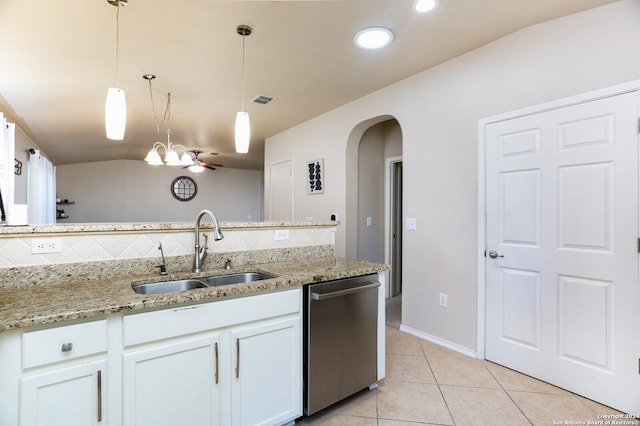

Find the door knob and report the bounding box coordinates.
[487,250,504,259]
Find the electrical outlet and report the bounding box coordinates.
[366,216,372,226]
[439,293,448,308]
[32,238,62,254]
[406,218,417,230]
[274,229,290,241]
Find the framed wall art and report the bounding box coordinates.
[307,159,324,194]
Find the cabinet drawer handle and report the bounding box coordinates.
[97,370,103,422]
[235,338,240,379]
[214,342,219,384]
[61,342,73,352]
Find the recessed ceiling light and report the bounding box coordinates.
[354,27,394,50]
[415,0,438,13]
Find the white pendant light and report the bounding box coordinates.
[105,0,127,140]
[235,111,250,154]
[235,25,252,154]
[105,88,126,139]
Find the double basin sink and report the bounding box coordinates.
[132,272,275,295]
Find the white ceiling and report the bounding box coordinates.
[0,0,616,170]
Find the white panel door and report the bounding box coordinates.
[269,160,293,221]
[485,91,640,414]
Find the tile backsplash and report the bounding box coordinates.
[0,226,337,268]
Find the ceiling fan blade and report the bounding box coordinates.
[204,164,217,171]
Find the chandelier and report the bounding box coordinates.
[142,74,193,167]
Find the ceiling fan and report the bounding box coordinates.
[184,150,224,172]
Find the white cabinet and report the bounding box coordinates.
[13,320,109,426]
[20,360,106,426]
[123,334,221,426]
[0,288,302,426]
[122,288,302,426]
[230,317,301,426]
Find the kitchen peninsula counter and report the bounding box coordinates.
[0,256,388,331]
[0,220,389,426]
[0,220,338,236]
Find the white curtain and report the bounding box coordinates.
[28,150,56,224]
[0,113,16,222]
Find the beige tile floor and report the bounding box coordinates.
[299,326,638,426]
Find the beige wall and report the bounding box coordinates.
[57,159,263,222]
[264,0,640,352]
[357,123,385,263]
[357,120,401,263]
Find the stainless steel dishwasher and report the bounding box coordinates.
[304,274,380,416]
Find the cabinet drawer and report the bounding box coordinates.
[22,320,108,369]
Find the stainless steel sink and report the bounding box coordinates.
[131,272,276,294]
[200,272,275,287]
[132,279,208,295]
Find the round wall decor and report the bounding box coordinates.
[170,176,198,201]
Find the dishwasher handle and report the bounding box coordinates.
[311,281,380,301]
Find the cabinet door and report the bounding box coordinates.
[230,317,301,426]
[123,334,221,426]
[20,360,106,426]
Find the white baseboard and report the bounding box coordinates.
[398,324,480,359]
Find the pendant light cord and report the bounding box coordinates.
[145,75,170,135]
[147,77,160,134]
[236,25,252,112]
[164,93,172,142]
[114,3,120,86]
[164,93,171,125]
[241,34,246,112]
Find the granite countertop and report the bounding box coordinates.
[0,220,338,236]
[0,257,388,331]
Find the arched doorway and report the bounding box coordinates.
[345,116,403,327]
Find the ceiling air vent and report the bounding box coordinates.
[252,95,275,105]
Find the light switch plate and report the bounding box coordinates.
[405,218,417,230]
[439,293,448,308]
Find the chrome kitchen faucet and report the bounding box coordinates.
[193,209,224,273]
